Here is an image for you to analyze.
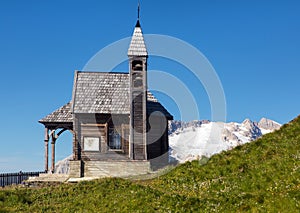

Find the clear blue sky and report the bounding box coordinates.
[0,0,300,172]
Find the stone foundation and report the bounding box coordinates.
[27,174,69,182]
[82,161,151,178]
[69,160,82,178]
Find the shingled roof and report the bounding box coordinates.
[39,103,73,130]
[72,71,172,119]
[39,102,73,124]
[128,20,148,57]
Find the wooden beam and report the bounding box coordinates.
[56,128,67,137]
[81,123,107,127]
[73,117,79,161]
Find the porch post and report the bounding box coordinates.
[72,131,78,160]
[73,116,80,161]
[44,127,49,172]
[51,132,56,173]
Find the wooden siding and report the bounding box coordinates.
[81,123,107,158]
[74,112,168,163]
[132,92,146,160]
[121,124,130,156]
[76,114,130,161]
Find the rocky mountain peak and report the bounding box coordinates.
[258,118,281,130]
[169,118,281,163]
[242,118,255,128]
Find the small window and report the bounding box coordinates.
[109,128,122,150]
[132,72,143,88]
[132,60,143,71]
[134,79,143,87]
[83,137,100,151]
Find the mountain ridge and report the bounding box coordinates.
[169,117,280,163]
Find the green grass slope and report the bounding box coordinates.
[1,116,300,212]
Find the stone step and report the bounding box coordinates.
[83,161,151,178]
[27,174,69,182]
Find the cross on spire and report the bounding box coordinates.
[137,0,140,20]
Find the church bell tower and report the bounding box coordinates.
[128,12,148,160]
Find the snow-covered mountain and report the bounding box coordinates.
[55,155,72,174]
[169,118,281,163]
[55,118,281,173]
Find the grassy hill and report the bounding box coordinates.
[1,116,300,212]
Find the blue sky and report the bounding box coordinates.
[0,0,300,172]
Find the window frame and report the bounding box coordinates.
[108,127,123,151]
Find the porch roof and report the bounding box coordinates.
[39,102,73,129]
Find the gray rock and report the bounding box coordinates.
[258,117,281,130]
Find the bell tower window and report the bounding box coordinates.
[132,60,143,71]
[133,73,143,87]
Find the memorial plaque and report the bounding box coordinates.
[83,137,100,151]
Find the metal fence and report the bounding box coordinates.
[0,171,44,187]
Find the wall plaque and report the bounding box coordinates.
[83,137,100,151]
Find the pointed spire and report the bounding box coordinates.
[128,1,148,57]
